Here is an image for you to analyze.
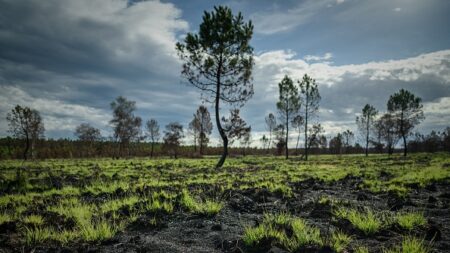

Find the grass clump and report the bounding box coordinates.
[47,198,94,225]
[23,226,53,245]
[181,189,223,215]
[79,219,121,241]
[330,230,352,253]
[396,211,426,231]
[334,207,382,235]
[23,214,44,226]
[100,195,139,213]
[0,211,13,224]
[242,224,284,246]
[355,246,370,253]
[146,198,174,213]
[23,226,79,245]
[243,213,322,252]
[384,236,429,253]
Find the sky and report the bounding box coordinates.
[0,0,449,147]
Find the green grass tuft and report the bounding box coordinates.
[330,230,352,253]
[384,236,429,253]
[335,207,382,235]
[396,211,426,231]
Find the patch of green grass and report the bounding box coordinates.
[283,217,322,251]
[100,196,139,213]
[23,226,53,245]
[23,225,79,245]
[0,211,13,224]
[243,213,322,252]
[146,198,174,213]
[396,211,426,231]
[79,219,121,242]
[355,246,370,253]
[330,230,352,253]
[23,214,44,226]
[384,236,429,253]
[181,189,223,215]
[335,207,382,235]
[47,198,94,225]
[242,223,285,246]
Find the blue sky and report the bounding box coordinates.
[0,0,449,147]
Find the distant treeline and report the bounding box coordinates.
[0,127,448,160]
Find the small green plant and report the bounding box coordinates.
[79,219,121,241]
[48,199,94,226]
[384,236,429,253]
[23,214,44,226]
[335,207,382,235]
[180,189,223,215]
[355,246,370,253]
[23,226,53,245]
[290,218,323,250]
[242,224,284,246]
[330,230,352,253]
[396,211,426,231]
[243,213,322,252]
[100,196,139,213]
[0,211,13,224]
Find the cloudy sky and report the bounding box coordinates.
[0,0,449,147]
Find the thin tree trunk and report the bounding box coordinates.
[304,109,308,161]
[150,141,154,157]
[215,57,228,168]
[23,135,30,160]
[365,116,369,157]
[296,129,300,156]
[285,113,289,159]
[402,134,407,156]
[400,111,407,156]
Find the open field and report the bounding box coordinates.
[0,153,449,253]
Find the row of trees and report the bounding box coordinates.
[260,74,321,160]
[1,6,444,163]
[354,89,424,156]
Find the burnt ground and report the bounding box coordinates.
[5,176,448,253]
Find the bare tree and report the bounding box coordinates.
[387,89,424,156]
[265,113,276,152]
[274,124,286,156]
[356,104,378,156]
[191,105,213,155]
[145,119,160,157]
[342,129,354,153]
[298,74,321,160]
[163,122,184,159]
[240,129,252,156]
[291,115,304,155]
[176,6,254,168]
[6,105,45,160]
[276,75,300,159]
[110,96,142,157]
[188,117,200,152]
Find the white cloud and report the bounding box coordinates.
[254,49,450,87]
[0,86,111,136]
[304,53,333,62]
[251,0,338,35]
[393,7,402,12]
[249,49,450,145]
